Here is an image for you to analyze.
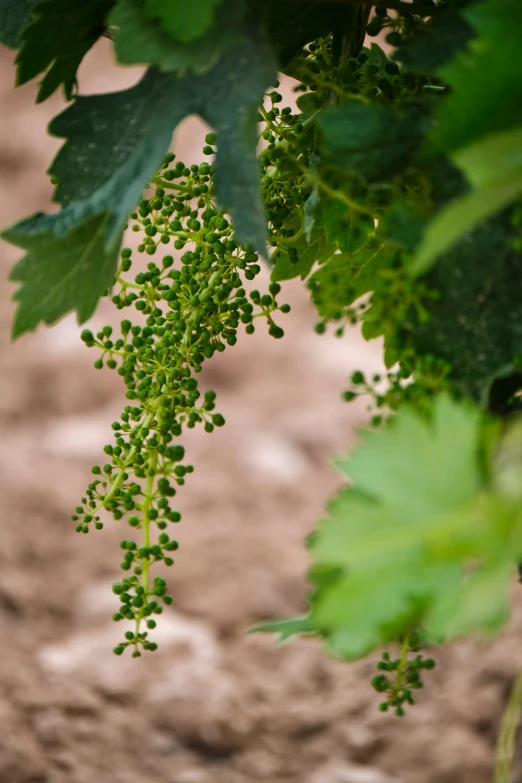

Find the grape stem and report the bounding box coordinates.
[495,664,522,783]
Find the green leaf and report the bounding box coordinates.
[256,0,369,67]
[15,0,114,102]
[431,0,522,155]
[4,26,276,335]
[304,395,521,659]
[6,213,119,337]
[395,7,473,75]
[0,0,39,48]
[146,0,223,42]
[309,240,395,319]
[316,199,375,255]
[271,223,335,282]
[319,102,428,184]
[411,211,522,400]
[413,127,522,274]
[110,0,244,72]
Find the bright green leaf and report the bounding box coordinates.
[411,211,522,400]
[15,0,114,102]
[4,26,275,334]
[309,240,395,319]
[432,0,522,155]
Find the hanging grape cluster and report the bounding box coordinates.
[73,136,294,656]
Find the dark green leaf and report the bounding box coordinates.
[16,0,114,102]
[319,102,428,184]
[395,7,473,75]
[0,0,39,48]
[413,127,522,274]
[111,0,245,72]
[6,213,119,337]
[146,0,223,42]
[412,211,522,400]
[5,26,276,334]
[304,395,519,659]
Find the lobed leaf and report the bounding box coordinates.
[413,127,522,274]
[307,395,520,659]
[4,23,276,335]
[6,213,119,337]
[15,0,114,102]
[0,0,39,48]
[431,0,522,155]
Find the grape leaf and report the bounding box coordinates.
[305,395,519,659]
[4,27,275,335]
[319,102,428,184]
[0,0,39,48]
[271,230,334,282]
[316,199,375,255]
[15,0,114,102]
[257,0,369,66]
[146,0,223,43]
[394,7,473,75]
[309,240,395,319]
[6,213,119,336]
[258,396,521,658]
[431,0,522,155]
[111,0,244,72]
[413,127,522,274]
[412,211,522,401]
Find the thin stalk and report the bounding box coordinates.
[495,665,522,783]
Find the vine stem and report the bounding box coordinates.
[93,408,156,517]
[495,665,522,783]
[140,450,158,596]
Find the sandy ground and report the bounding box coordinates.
[0,39,521,783]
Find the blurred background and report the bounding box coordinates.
[0,37,521,783]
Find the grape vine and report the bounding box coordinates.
[3,0,522,776]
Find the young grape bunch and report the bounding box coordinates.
[73,144,293,657]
